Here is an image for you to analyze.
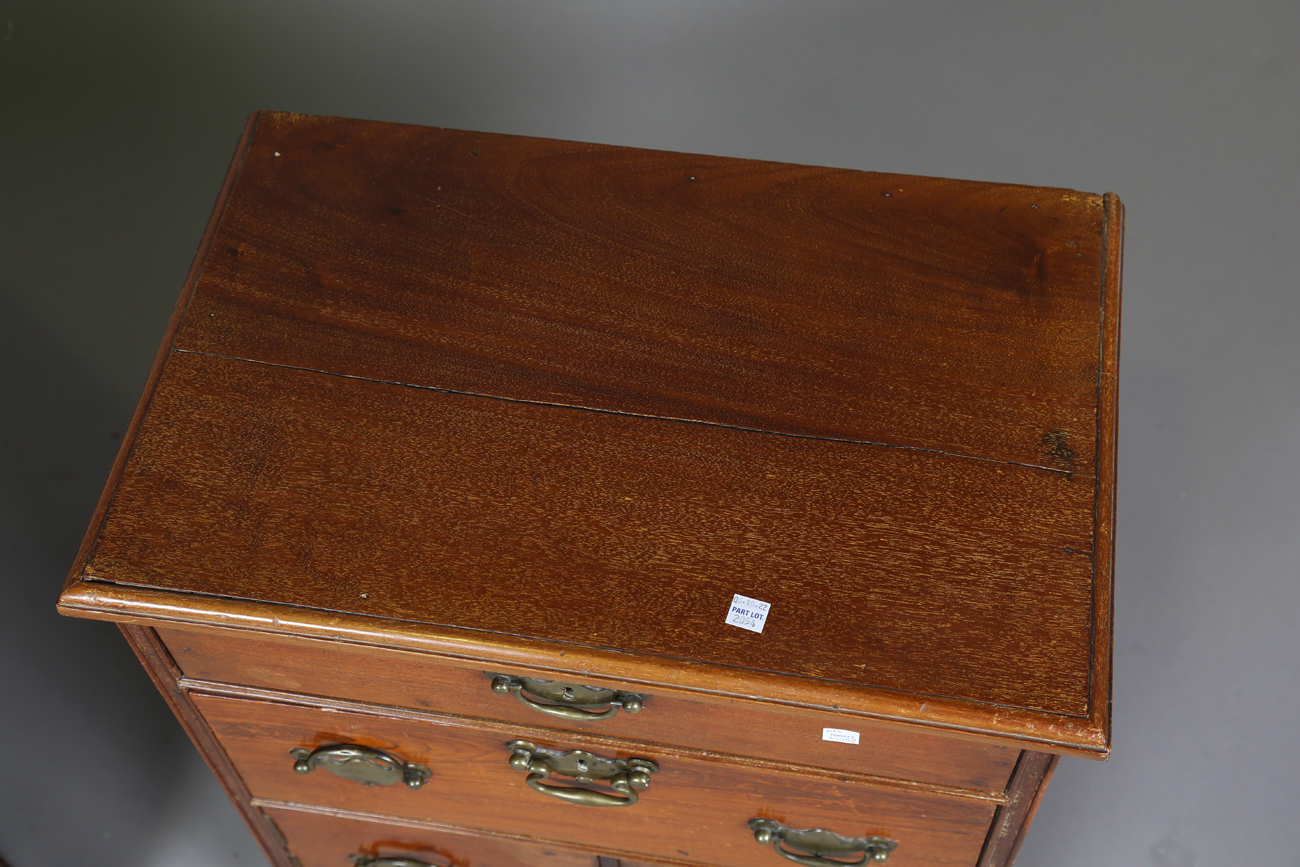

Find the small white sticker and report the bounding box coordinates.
[822,728,860,745]
[725,594,771,633]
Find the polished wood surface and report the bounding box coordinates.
[85,351,1094,716]
[264,804,603,867]
[196,693,996,867]
[59,114,260,597]
[60,586,1109,755]
[178,112,1110,475]
[62,113,1120,750]
[200,678,1007,806]
[57,112,1122,867]
[158,624,1017,792]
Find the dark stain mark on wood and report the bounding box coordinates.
[1039,429,1076,469]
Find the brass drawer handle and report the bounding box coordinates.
[290,743,431,789]
[351,857,435,867]
[749,818,898,865]
[507,739,657,807]
[489,673,646,721]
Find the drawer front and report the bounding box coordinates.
[264,804,602,867]
[163,626,1015,792]
[198,693,996,867]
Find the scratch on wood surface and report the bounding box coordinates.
[411,192,531,244]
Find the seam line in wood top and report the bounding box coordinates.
[76,579,1093,724]
[183,678,1010,804]
[171,348,1098,479]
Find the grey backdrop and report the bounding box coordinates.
[2,2,1297,866]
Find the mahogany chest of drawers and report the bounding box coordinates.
[59,111,1121,867]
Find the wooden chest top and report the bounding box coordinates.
[60,111,1121,756]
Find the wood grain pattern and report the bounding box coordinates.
[177,111,1108,474]
[156,624,1017,792]
[196,693,996,867]
[264,804,603,867]
[58,587,1110,755]
[116,626,297,867]
[55,113,1121,867]
[60,113,260,595]
[198,679,1007,805]
[87,351,1094,716]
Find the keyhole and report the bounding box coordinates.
[562,687,575,701]
[576,759,588,772]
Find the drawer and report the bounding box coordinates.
[197,693,997,867]
[163,626,1015,793]
[263,804,603,867]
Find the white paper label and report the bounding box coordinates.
[725,594,771,633]
[822,728,861,745]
